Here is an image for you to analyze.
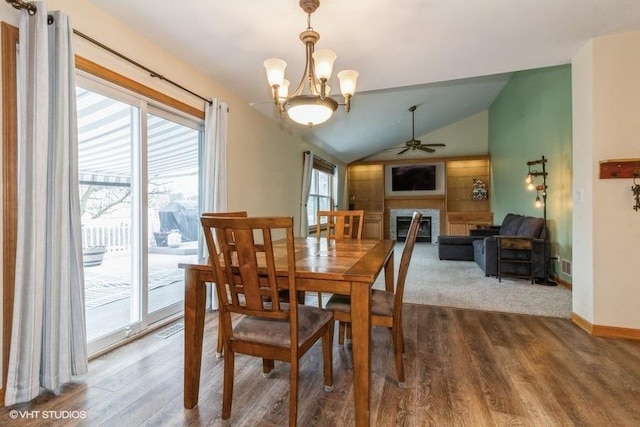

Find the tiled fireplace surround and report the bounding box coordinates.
[389,209,441,243]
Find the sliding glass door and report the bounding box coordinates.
[77,74,202,354]
[146,111,200,321]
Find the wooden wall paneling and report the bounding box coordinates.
[347,154,492,239]
[348,164,384,212]
[446,158,491,212]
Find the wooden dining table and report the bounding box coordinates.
[180,236,395,427]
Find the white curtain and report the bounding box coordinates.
[199,99,228,309]
[300,151,314,237]
[5,4,88,405]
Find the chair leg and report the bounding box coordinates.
[338,321,345,347]
[222,346,235,420]
[317,292,323,307]
[392,323,405,387]
[263,358,274,377]
[322,321,334,391]
[289,357,299,426]
[216,311,223,358]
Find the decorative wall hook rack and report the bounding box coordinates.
[599,158,640,179]
[599,158,640,212]
[632,175,640,212]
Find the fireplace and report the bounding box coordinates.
[389,208,440,243]
[396,216,431,242]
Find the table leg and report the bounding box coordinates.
[184,269,206,408]
[385,248,395,292]
[350,281,371,427]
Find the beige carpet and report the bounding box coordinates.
[373,242,572,318]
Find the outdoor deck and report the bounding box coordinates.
[83,242,197,341]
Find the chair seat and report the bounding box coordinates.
[234,303,333,347]
[325,289,394,317]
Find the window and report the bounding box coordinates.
[307,157,335,228]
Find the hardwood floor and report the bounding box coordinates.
[2,304,640,426]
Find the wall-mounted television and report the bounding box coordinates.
[385,163,445,196]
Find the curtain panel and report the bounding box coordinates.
[300,151,314,237]
[5,4,88,405]
[199,99,229,310]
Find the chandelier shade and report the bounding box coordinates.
[312,49,337,80]
[263,0,358,126]
[263,58,287,87]
[285,95,338,126]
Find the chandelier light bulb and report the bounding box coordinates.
[312,49,337,81]
[527,182,536,191]
[263,58,287,87]
[526,174,533,184]
[337,70,359,96]
[277,79,290,100]
[535,195,543,208]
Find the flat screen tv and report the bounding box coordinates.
[391,164,436,191]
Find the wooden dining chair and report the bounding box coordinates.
[201,211,248,358]
[316,209,364,240]
[325,211,422,387]
[201,216,334,426]
[315,210,365,307]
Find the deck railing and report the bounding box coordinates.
[82,222,130,253]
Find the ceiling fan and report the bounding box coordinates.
[397,105,446,155]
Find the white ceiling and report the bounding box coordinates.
[86,0,640,163]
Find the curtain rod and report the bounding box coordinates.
[6,0,213,106]
[71,29,213,106]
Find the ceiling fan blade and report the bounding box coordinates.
[417,146,435,153]
[397,147,411,155]
[422,143,446,147]
[249,100,273,106]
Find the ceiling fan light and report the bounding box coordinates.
[285,95,338,126]
[312,49,337,80]
[337,69,359,96]
[263,58,287,87]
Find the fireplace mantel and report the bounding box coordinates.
[390,209,441,243]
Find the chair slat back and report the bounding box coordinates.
[394,212,422,310]
[201,211,248,246]
[201,216,298,327]
[316,210,364,240]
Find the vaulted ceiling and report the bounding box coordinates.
[87,0,640,163]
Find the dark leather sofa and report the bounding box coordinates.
[439,213,550,279]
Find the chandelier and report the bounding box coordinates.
[263,0,359,127]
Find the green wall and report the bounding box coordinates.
[489,65,573,283]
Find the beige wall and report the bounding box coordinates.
[2,0,346,228]
[0,0,346,388]
[572,31,640,328]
